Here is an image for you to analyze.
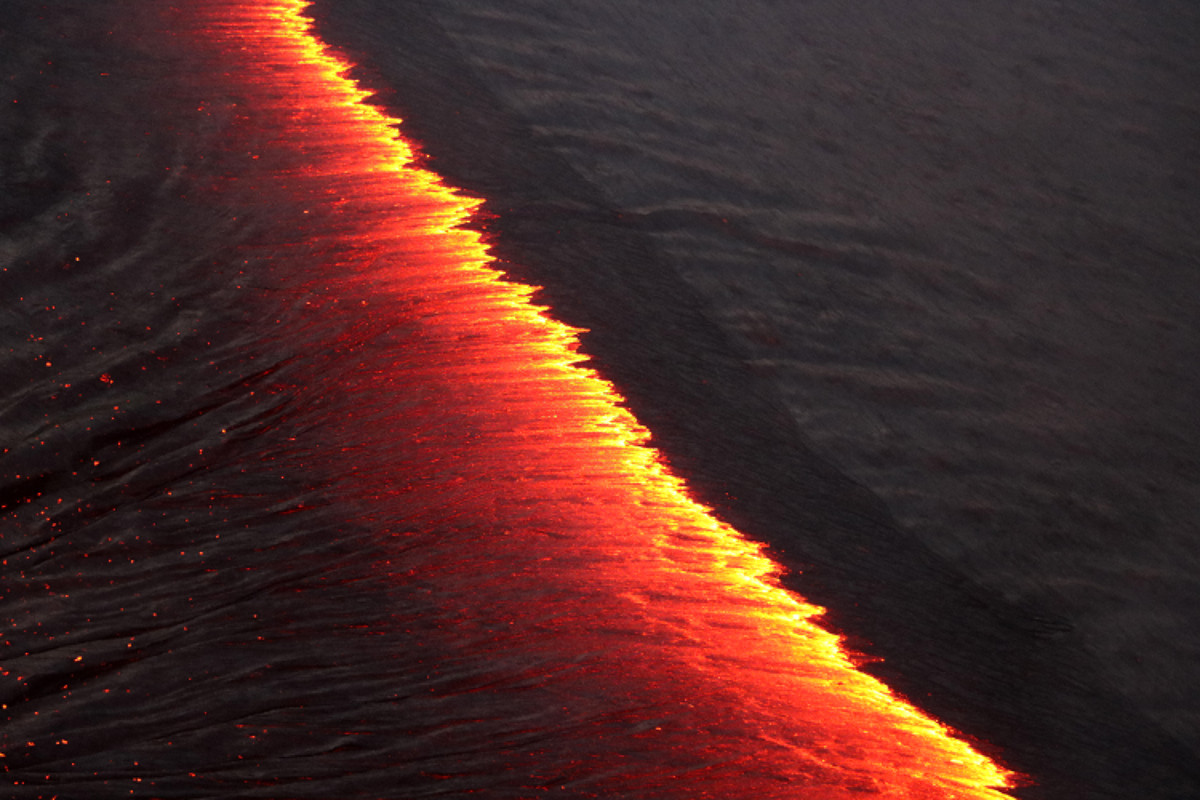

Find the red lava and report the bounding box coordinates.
[188,2,1018,796]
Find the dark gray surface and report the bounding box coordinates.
[312,1,1200,797]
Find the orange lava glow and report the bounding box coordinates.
[194,1,1017,796]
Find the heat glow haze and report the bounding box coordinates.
[181,0,1018,795]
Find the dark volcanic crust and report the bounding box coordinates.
[308,2,1199,798]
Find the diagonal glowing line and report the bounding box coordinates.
[201,1,1020,795]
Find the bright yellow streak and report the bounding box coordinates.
[194,1,1019,796]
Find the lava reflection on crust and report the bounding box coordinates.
[194,0,1018,796]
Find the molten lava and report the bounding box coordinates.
[190,1,1017,796]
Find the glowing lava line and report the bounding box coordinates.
[195,1,1017,796]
